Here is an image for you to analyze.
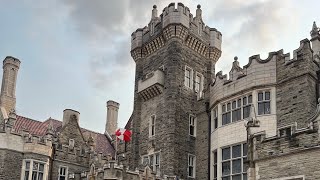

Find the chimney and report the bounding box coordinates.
[0,56,21,114]
[62,109,80,127]
[105,100,119,135]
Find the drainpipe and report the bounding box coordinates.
[205,102,211,180]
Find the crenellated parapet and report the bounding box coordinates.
[131,3,222,62]
[210,38,319,108]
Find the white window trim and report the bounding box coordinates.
[189,114,197,137]
[188,154,196,178]
[272,175,305,180]
[21,159,48,180]
[58,166,69,180]
[149,115,156,138]
[184,65,193,90]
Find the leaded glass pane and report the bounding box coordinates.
[222,147,230,160]
[265,91,270,100]
[232,174,241,180]
[222,177,230,180]
[39,164,44,172]
[258,92,263,101]
[265,102,270,114]
[232,145,241,158]
[258,103,264,115]
[243,144,248,156]
[222,161,230,176]
[248,95,252,103]
[232,159,241,174]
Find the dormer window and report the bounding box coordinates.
[69,139,74,149]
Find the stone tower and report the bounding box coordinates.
[105,100,119,135]
[0,56,20,114]
[129,3,221,179]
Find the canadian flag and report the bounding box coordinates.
[115,128,132,142]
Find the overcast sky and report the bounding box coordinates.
[0,0,318,133]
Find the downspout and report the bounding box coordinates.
[205,102,211,180]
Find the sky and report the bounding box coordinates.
[0,0,319,133]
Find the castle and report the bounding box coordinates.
[1,2,320,180]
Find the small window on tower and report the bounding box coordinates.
[189,115,196,137]
[149,115,156,137]
[184,66,193,89]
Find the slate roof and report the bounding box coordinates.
[14,115,115,156]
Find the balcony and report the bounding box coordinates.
[138,70,164,101]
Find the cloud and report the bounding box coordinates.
[205,0,298,73]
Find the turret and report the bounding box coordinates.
[0,56,21,114]
[310,21,320,55]
[105,100,119,135]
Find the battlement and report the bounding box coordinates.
[3,56,21,69]
[131,3,222,62]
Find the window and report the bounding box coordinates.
[195,73,202,93]
[221,144,248,180]
[149,115,156,137]
[212,108,218,130]
[22,160,45,180]
[188,154,196,178]
[231,99,241,122]
[184,66,193,89]
[69,139,74,149]
[242,95,252,119]
[222,94,252,126]
[189,115,196,136]
[58,166,68,180]
[213,151,218,180]
[222,103,231,125]
[258,91,271,115]
[142,153,161,175]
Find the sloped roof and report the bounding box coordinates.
[14,115,115,156]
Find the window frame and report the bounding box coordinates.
[141,152,161,176]
[189,114,197,137]
[212,108,218,130]
[257,90,271,115]
[21,159,47,180]
[221,143,248,180]
[213,151,218,180]
[184,66,193,89]
[58,166,68,180]
[188,154,196,178]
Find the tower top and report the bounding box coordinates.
[130,3,222,62]
[3,56,21,68]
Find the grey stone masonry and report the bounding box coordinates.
[128,3,222,179]
[276,39,318,128]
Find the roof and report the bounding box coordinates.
[14,115,115,156]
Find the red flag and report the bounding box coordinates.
[115,128,132,142]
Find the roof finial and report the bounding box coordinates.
[234,56,238,61]
[311,21,319,38]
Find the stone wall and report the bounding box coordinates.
[276,39,318,128]
[0,149,23,180]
